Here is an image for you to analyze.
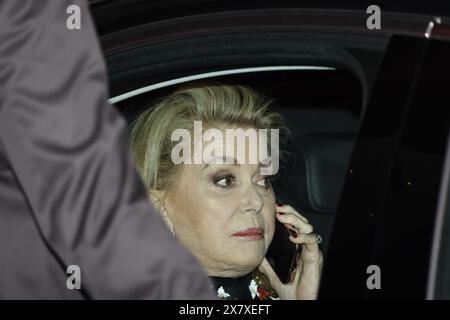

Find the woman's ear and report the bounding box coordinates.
[149,190,175,236]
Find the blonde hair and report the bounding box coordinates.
[129,82,289,191]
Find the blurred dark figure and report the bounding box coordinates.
[0,0,214,299]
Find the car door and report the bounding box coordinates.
[319,21,450,299]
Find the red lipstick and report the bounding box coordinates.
[232,227,264,240]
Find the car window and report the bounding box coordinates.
[320,33,450,299]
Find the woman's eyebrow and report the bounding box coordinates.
[259,157,271,166]
[252,161,271,175]
[201,156,239,171]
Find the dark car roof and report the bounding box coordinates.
[89,0,450,19]
[89,0,450,37]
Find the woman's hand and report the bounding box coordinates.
[258,204,323,300]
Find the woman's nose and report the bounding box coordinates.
[240,184,264,214]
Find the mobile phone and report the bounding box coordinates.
[266,217,302,284]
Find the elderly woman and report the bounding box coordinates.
[129,82,322,300]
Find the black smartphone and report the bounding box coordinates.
[266,217,302,284]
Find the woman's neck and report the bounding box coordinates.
[206,268,253,278]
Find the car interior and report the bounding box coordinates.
[106,31,389,260]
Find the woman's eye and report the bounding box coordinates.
[255,176,273,189]
[214,175,235,188]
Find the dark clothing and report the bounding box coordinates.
[211,271,279,300]
[211,274,255,300]
[0,0,214,299]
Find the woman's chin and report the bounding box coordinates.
[235,243,266,265]
[230,254,264,272]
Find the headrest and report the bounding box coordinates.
[276,134,354,215]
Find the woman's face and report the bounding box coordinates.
[162,126,276,277]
